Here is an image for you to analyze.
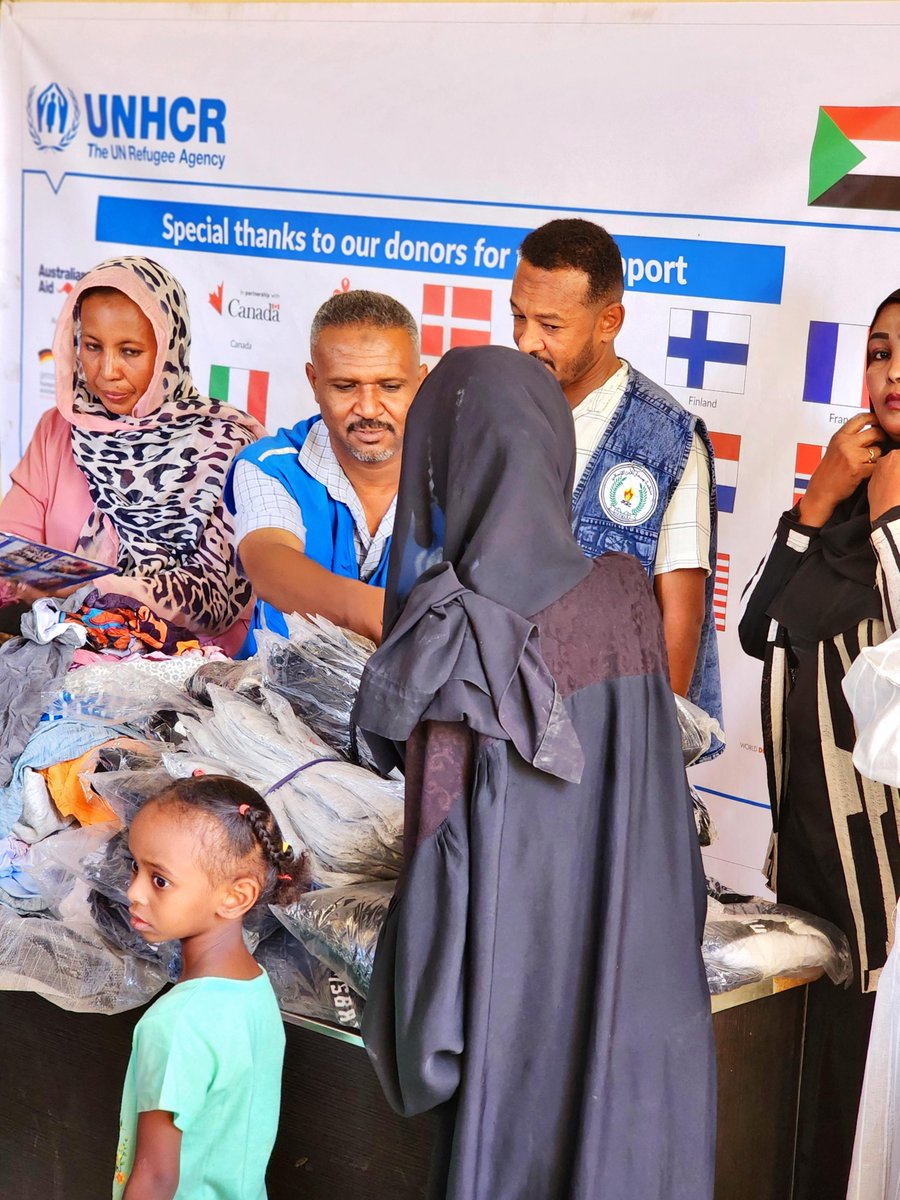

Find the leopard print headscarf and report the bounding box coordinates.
[52,257,265,631]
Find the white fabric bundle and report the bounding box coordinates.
[843,630,900,787]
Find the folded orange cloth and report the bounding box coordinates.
[40,737,151,825]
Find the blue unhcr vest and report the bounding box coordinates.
[224,415,391,657]
[571,366,723,760]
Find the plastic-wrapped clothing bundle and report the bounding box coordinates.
[0,905,166,1013]
[186,657,263,705]
[259,620,379,768]
[41,662,205,735]
[847,899,900,1199]
[273,880,394,997]
[171,686,403,885]
[703,899,853,995]
[254,927,362,1028]
[86,766,179,827]
[675,694,725,768]
[24,822,123,913]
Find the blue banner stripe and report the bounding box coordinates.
[94,195,785,302]
[803,321,839,404]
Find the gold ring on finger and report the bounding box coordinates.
[868,446,876,465]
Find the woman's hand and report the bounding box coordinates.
[798,413,885,527]
[8,580,85,605]
[868,450,900,522]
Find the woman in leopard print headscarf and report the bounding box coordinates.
[0,256,265,653]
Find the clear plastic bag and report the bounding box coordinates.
[259,621,378,768]
[171,686,402,886]
[273,880,394,997]
[25,821,120,913]
[675,695,725,768]
[703,899,853,995]
[186,657,263,706]
[83,767,176,827]
[254,927,362,1027]
[0,905,167,1013]
[41,664,204,735]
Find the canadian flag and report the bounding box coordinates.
[421,285,492,362]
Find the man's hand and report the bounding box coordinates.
[239,528,385,643]
[799,413,885,527]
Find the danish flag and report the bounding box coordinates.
[421,285,492,362]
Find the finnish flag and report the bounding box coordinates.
[665,309,751,394]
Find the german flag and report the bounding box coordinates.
[808,107,900,211]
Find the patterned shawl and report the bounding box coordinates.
[52,256,265,629]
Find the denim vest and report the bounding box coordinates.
[224,415,391,657]
[571,366,723,759]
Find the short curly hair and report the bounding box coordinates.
[519,219,624,305]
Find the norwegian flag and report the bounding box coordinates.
[714,553,730,633]
[793,442,827,506]
[421,285,492,363]
[707,430,741,515]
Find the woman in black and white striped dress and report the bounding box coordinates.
[740,289,900,1200]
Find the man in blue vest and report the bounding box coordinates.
[510,218,722,747]
[225,290,426,655]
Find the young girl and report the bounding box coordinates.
[113,775,308,1200]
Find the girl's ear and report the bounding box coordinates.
[217,875,260,922]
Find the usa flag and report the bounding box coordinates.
[421,285,492,363]
[714,553,730,633]
[794,442,827,506]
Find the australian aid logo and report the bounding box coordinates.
[26,81,228,171]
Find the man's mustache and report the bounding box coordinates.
[347,419,395,433]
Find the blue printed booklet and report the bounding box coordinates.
[0,531,109,592]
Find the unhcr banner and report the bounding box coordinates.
[1,0,898,895]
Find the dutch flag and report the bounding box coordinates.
[708,430,741,515]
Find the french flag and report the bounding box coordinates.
[803,321,868,408]
[708,430,741,515]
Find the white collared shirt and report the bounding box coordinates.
[572,360,711,575]
[230,419,396,581]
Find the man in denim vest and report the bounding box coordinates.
[511,219,722,748]
[225,291,426,654]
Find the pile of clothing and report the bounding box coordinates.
[0,611,401,1022]
[0,605,853,1024]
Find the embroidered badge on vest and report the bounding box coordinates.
[598,462,659,526]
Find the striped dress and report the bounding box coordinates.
[740,506,900,994]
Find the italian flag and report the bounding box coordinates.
[209,365,268,424]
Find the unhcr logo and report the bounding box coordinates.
[27,82,80,152]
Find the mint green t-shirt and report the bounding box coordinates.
[112,971,285,1200]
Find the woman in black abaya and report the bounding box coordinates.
[354,345,716,1200]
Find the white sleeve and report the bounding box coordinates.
[654,431,712,575]
[230,460,306,550]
